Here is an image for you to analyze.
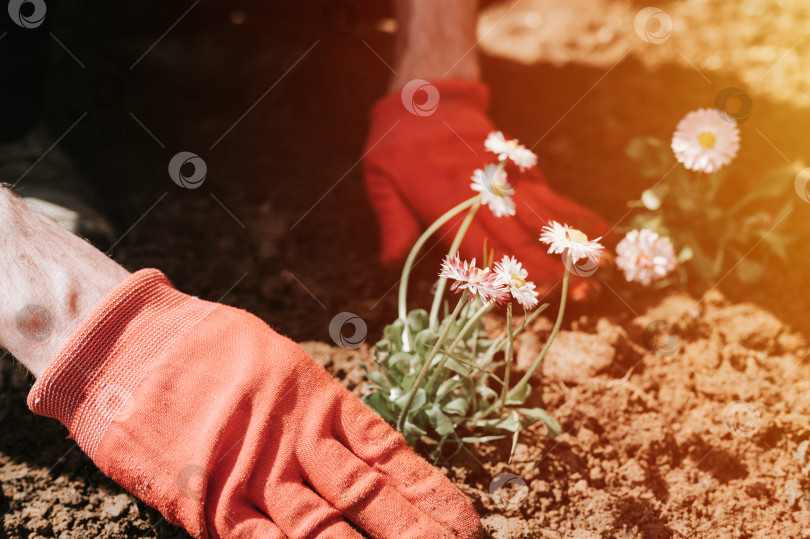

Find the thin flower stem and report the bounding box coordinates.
[397,290,470,432]
[425,301,494,394]
[434,350,507,385]
[478,268,570,418]
[398,196,479,350]
[428,200,482,330]
[507,268,570,401]
[499,302,514,412]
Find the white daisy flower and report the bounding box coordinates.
[484,131,538,171]
[439,255,510,304]
[470,164,516,218]
[493,255,540,310]
[671,108,740,173]
[539,221,604,266]
[615,229,676,286]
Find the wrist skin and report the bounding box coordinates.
[0,186,130,378]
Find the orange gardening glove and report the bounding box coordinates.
[363,79,610,297]
[28,269,482,538]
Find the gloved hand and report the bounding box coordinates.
[28,269,482,538]
[363,79,610,299]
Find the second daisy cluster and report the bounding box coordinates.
[623,107,796,284]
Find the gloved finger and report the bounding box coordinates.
[262,478,360,539]
[299,438,455,539]
[513,173,610,239]
[218,506,286,539]
[332,396,482,539]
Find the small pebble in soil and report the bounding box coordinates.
[101,493,134,519]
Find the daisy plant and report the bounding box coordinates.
[624,107,796,284]
[361,133,603,463]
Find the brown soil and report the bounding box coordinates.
[3,0,810,537]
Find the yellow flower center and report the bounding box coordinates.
[491,178,509,197]
[636,254,652,268]
[511,273,526,287]
[565,228,589,243]
[697,131,716,149]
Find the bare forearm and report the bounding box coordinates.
[389,0,480,92]
[0,186,130,377]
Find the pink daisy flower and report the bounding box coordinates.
[484,131,538,171]
[439,255,510,304]
[493,255,540,310]
[539,221,604,266]
[470,165,516,218]
[615,229,676,286]
[671,108,740,173]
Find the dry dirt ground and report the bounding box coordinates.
[2,0,810,537]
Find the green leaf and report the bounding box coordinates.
[362,392,396,423]
[436,378,463,400]
[517,407,562,437]
[361,365,390,388]
[395,388,427,413]
[443,357,472,377]
[426,403,455,435]
[476,385,499,402]
[734,258,765,283]
[496,410,523,433]
[406,309,429,334]
[443,397,469,416]
[458,435,506,443]
[402,420,427,444]
[506,383,531,406]
[383,320,404,351]
[413,329,439,356]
